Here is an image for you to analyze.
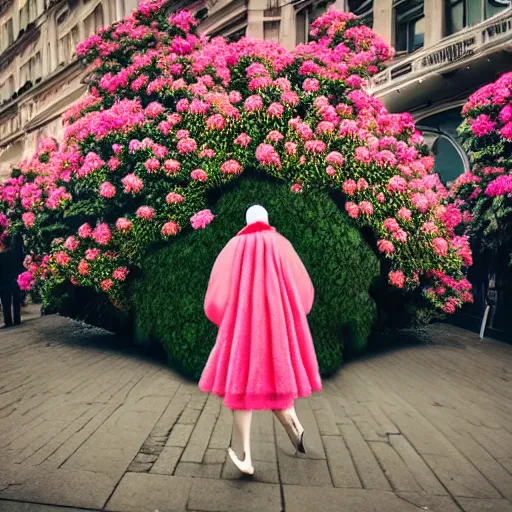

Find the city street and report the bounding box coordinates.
[0,309,511,511]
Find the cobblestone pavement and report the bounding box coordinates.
[1,310,512,512]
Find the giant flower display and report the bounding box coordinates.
[450,72,512,264]
[0,0,472,314]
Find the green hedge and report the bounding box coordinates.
[132,174,379,379]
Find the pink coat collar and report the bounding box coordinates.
[237,221,275,236]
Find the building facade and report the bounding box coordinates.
[0,0,511,327]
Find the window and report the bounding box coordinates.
[348,0,374,26]
[394,0,424,54]
[85,4,104,36]
[264,20,280,42]
[5,18,14,46]
[446,0,511,35]
[295,1,333,45]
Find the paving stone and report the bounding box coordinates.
[150,447,183,476]
[277,451,332,486]
[388,434,447,495]
[105,473,192,512]
[188,478,281,512]
[208,405,233,450]
[167,424,194,448]
[310,396,340,435]
[174,462,222,478]
[251,440,277,462]
[222,454,279,484]
[203,448,226,464]
[369,441,422,492]
[0,501,99,512]
[0,464,117,510]
[283,485,374,512]
[458,498,512,512]
[395,492,464,512]
[339,423,392,490]
[133,453,158,463]
[177,407,202,425]
[181,395,221,463]
[322,435,362,488]
[127,461,152,473]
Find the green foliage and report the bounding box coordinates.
[132,174,379,378]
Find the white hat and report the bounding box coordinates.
[246,205,269,225]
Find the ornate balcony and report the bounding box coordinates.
[368,7,512,115]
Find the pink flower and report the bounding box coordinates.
[161,221,180,236]
[101,279,114,292]
[303,78,320,92]
[166,192,184,204]
[136,206,155,220]
[345,202,359,218]
[359,201,373,215]
[499,104,512,124]
[485,175,512,197]
[266,131,284,143]
[326,165,336,176]
[145,102,164,118]
[355,146,370,164]
[389,270,405,288]
[256,144,281,168]
[291,184,303,193]
[177,138,197,154]
[285,142,297,155]
[78,223,92,238]
[108,157,121,171]
[378,240,395,254]
[357,178,369,191]
[235,133,251,147]
[220,160,242,175]
[421,221,439,235]
[17,271,35,291]
[343,180,357,196]
[78,260,89,275]
[85,248,100,260]
[469,114,496,136]
[22,211,36,228]
[376,192,386,203]
[229,91,242,103]
[191,169,208,182]
[112,143,123,154]
[116,217,132,232]
[163,159,181,174]
[63,236,79,251]
[244,95,263,112]
[122,173,144,194]
[176,129,189,139]
[383,218,400,231]
[326,152,344,166]
[268,103,284,117]
[190,209,214,230]
[144,158,160,173]
[281,91,299,106]
[411,193,429,212]
[432,237,449,257]
[398,207,412,221]
[206,114,225,130]
[199,148,216,159]
[113,267,129,281]
[392,229,408,243]
[176,99,189,112]
[92,223,111,245]
[55,251,71,266]
[388,175,408,193]
[305,140,327,153]
[99,182,116,198]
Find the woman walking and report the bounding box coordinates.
[199,205,322,475]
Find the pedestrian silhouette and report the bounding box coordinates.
[0,233,24,328]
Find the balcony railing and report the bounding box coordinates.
[369,7,512,94]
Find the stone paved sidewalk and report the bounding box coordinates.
[0,310,512,512]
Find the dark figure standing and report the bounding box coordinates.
[0,234,25,328]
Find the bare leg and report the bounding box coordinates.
[228,409,254,475]
[273,404,306,454]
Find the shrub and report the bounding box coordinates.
[449,72,512,266]
[132,174,379,377]
[0,1,473,319]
